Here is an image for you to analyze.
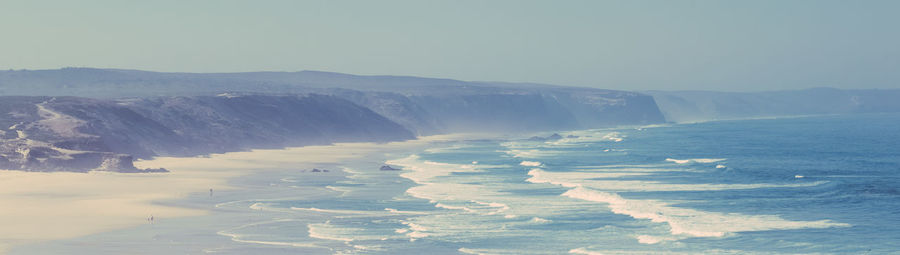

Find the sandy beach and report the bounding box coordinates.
[0,134,481,254]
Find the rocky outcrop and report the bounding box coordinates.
[380,165,400,171]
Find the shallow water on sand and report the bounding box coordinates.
[14,113,900,254]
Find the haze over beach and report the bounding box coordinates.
[2,1,899,254]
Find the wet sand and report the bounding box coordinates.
[0,134,481,254]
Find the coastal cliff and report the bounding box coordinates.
[0,95,415,172]
[648,88,900,123]
[0,68,667,172]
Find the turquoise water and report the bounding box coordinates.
[18,113,899,254]
[222,113,900,254]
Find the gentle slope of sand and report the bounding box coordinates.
[0,134,480,253]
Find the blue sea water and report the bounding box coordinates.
[24,113,898,254]
[216,113,899,254]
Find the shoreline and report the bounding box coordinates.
[0,133,487,254]
[2,115,883,253]
[0,116,802,252]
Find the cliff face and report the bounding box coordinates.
[0,68,668,172]
[331,89,665,136]
[647,88,900,123]
[0,95,415,172]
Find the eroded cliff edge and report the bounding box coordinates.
[0,68,667,172]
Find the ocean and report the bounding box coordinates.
[15,113,900,254]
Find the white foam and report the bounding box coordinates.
[351,244,385,252]
[526,169,580,188]
[387,155,496,184]
[291,207,373,215]
[384,208,426,215]
[249,203,266,210]
[505,149,561,158]
[569,247,605,255]
[716,164,727,169]
[529,132,626,149]
[529,217,552,223]
[307,222,355,242]
[406,183,496,203]
[473,200,510,215]
[666,158,691,164]
[636,235,677,244]
[666,158,726,164]
[527,169,650,188]
[457,248,484,255]
[562,187,850,239]
[217,231,321,248]
[390,154,518,220]
[435,203,477,213]
[528,169,811,192]
[570,247,740,255]
[217,219,322,248]
[431,200,511,216]
[399,220,430,240]
[520,161,542,167]
[324,185,353,195]
[216,93,239,98]
[694,158,726,163]
[602,132,625,142]
[423,144,470,153]
[402,221,429,232]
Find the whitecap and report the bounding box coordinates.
[249,202,266,210]
[325,185,353,195]
[636,235,677,244]
[569,247,605,255]
[603,132,625,142]
[527,169,802,192]
[435,203,477,213]
[505,149,561,158]
[665,158,691,164]
[399,220,430,240]
[520,161,542,167]
[666,158,726,164]
[561,186,850,240]
[529,217,552,223]
[384,208,426,215]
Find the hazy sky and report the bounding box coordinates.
[2,0,898,91]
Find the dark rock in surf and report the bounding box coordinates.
[380,165,400,171]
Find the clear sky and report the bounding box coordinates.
[1,0,898,91]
